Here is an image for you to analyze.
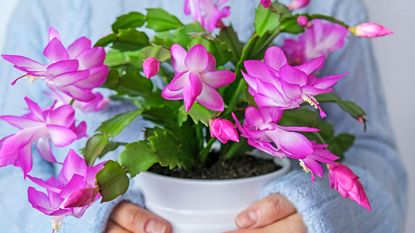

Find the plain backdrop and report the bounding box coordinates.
[0,1,413,232]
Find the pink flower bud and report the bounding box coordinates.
[209,118,239,144]
[287,0,310,10]
[329,164,372,210]
[297,16,309,27]
[260,0,272,8]
[142,57,160,79]
[350,22,393,38]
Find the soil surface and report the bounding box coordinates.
[149,154,281,180]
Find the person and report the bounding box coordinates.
[0,0,408,232]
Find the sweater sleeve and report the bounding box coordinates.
[260,1,408,232]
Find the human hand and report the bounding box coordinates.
[228,194,306,233]
[106,201,172,233]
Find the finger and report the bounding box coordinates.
[228,214,306,233]
[260,214,306,233]
[110,201,172,233]
[106,220,131,233]
[235,194,296,229]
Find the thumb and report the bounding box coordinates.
[235,194,296,229]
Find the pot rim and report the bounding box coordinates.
[140,158,291,186]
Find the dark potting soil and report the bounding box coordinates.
[149,154,281,180]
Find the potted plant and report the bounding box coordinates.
[0,0,392,232]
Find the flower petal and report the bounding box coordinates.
[171,44,188,72]
[63,188,98,208]
[278,126,319,132]
[47,60,79,76]
[47,105,75,127]
[295,56,325,75]
[161,87,183,100]
[244,60,275,83]
[47,125,78,147]
[313,72,347,89]
[0,115,40,129]
[60,150,87,182]
[183,73,203,111]
[68,37,92,58]
[1,55,45,73]
[267,128,313,159]
[196,84,224,111]
[201,70,235,88]
[36,137,58,163]
[25,97,45,121]
[185,44,209,72]
[76,47,106,69]
[166,71,188,91]
[264,46,288,71]
[76,66,109,89]
[48,27,61,41]
[59,86,96,102]
[43,38,69,62]
[280,65,307,86]
[27,187,55,215]
[49,70,89,87]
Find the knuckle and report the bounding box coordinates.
[129,208,146,227]
[264,195,282,216]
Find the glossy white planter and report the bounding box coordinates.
[136,158,290,233]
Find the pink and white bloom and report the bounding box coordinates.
[209,118,239,144]
[233,107,319,159]
[329,163,372,210]
[350,22,393,38]
[162,44,235,112]
[2,27,108,103]
[143,57,160,79]
[287,0,310,10]
[283,20,349,65]
[0,97,86,175]
[260,0,272,8]
[27,150,104,219]
[184,0,231,32]
[243,46,347,118]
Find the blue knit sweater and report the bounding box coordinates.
[0,0,407,232]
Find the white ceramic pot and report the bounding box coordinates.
[136,158,291,233]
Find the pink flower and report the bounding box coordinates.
[282,20,349,65]
[232,107,319,159]
[184,0,231,32]
[329,163,372,210]
[162,44,235,112]
[260,0,272,8]
[350,22,393,38]
[287,0,310,10]
[27,150,103,219]
[209,118,239,144]
[143,57,160,79]
[243,46,347,118]
[300,143,338,181]
[0,97,86,175]
[2,27,108,103]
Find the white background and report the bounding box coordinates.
[0,0,413,232]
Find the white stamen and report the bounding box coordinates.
[299,160,311,173]
[302,96,319,109]
[51,216,64,233]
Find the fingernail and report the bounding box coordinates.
[236,209,257,228]
[145,220,168,233]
